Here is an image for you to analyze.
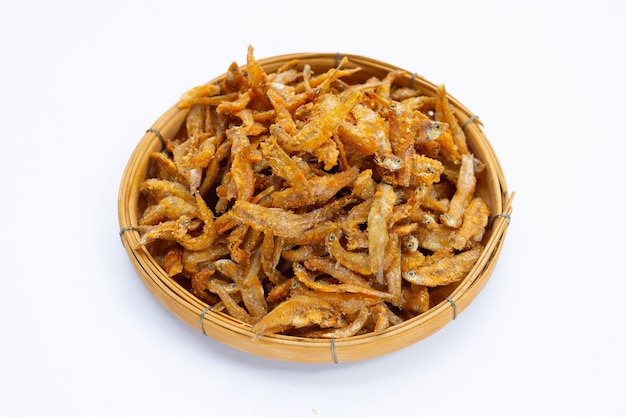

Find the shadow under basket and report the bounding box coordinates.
[118,52,513,363]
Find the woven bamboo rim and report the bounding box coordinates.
[118,53,512,363]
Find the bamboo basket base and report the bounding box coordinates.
[118,52,512,363]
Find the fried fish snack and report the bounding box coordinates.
[134,46,492,340]
[251,294,345,340]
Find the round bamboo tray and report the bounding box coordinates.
[118,52,512,363]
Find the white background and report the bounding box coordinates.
[1,1,624,416]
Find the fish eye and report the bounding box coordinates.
[328,233,336,242]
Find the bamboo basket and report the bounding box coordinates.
[118,53,513,363]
